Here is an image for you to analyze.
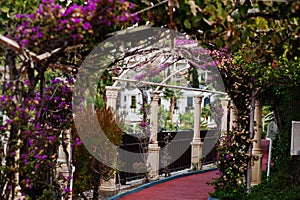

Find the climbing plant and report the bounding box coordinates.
[0,0,137,199]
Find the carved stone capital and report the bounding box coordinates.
[105,86,120,99]
[194,95,204,104]
[150,91,161,102]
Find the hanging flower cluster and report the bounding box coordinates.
[11,0,139,51]
[211,130,251,196]
[0,77,77,198]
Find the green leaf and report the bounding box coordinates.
[193,13,202,23]
[239,6,248,17]
[184,19,191,29]
[1,7,10,13]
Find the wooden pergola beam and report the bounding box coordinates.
[0,34,62,62]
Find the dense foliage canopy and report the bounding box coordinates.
[0,0,299,199]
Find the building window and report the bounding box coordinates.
[187,97,193,107]
[130,96,137,108]
[124,96,126,102]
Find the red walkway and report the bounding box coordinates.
[120,139,270,200]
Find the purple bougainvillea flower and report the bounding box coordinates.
[16,14,22,19]
[49,136,56,142]
[54,96,60,101]
[75,138,82,146]
[134,74,144,80]
[83,22,92,30]
[21,29,27,35]
[225,154,231,160]
[139,122,148,127]
[71,34,78,39]
[0,94,6,101]
[216,171,222,175]
[120,14,128,21]
[86,2,97,12]
[37,31,43,38]
[6,119,13,124]
[35,122,40,129]
[64,187,71,193]
[58,102,65,109]
[20,39,29,48]
[73,18,82,24]
[129,3,134,9]
[35,94,41,101]
[28,14,34,20]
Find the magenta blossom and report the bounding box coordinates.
[225,154,231,160]
[75,138,82,146]
[139,122,148,127]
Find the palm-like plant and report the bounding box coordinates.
[201,105,211,129]
[162,88,183,128]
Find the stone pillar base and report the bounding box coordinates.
[100,177,117,192]
[99,178,118,200]
[191,139,203,170]
[251,153,263,186]
[14,185,24,200]
[147,143,160,180]
[99,173,117,192]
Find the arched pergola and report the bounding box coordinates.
[102,34,228,185]
[76,27,263,192]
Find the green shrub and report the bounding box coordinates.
[247,172,300,200]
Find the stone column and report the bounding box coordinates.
[220,97,230,136]
[15,139,24,200]
[147,91,161,180]
[191,95,204,170]
[57,129,74,200]
[100,86,120,193]
[229,100,238,131]
[251,100,263,186]
[105,86,120,110]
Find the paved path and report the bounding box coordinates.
[119,139,270,200]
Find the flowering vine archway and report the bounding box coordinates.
[74,27,228,189]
